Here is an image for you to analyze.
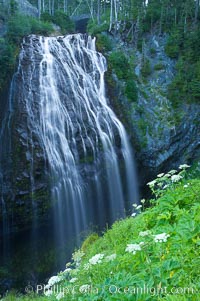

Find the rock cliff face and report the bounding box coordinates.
[107,33,200,183]
[16,0,38,17]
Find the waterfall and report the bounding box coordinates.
[0,34,138,272]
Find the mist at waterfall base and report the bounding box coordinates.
[0,34,138,291]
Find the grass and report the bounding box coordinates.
[3,165,200,301]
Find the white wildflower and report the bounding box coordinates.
[168,170,177,175]
[105,254,117,262]
[79,284,90,293]
[44,290,53,297]
[56,292,64,300]
[139,230,151,237]
[44,284,51,290]
[89,253,104,265]
[157,173,164,178]
[163,184,169,189]
[171,174,183,182]
[147,180,156,187]
[141,199,145,204]
[48,276,62,287]
[136,205,142,210]
[179,164,190,169]
[184,184,188,188]
[125,243,143,254]
[131,212,136,217]
[164,173,171,178]
[83,263,91,270]
[63,268,72,274]
[154,233,170,243]
[72,249,85,267]
[70,277,78,283]
[132,203,138,208]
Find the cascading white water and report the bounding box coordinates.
[20,33,138,243]
[1,34,138,265]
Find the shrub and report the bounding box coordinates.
[0,38,15,90]
[30,18,53,35]
[141,58,151,77]
[87,19,109,35]
[41,11,75,34]
[7,15,32,44]
[150,47,156,56]
[53,11,75,34]
[96,33,113,52]
[7,14,53,44]
[165,33,179,59]
[108,51,129,80]
[154,62,165,71]
[125,79,138,102]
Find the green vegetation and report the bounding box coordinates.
[154,63,165,71]
[96,33,113,53]
[150,47,156,57]
[3,164,200,301]
[87,19,109,36]
[107,51,138,103]
[41,11,75,34]
[0,38,15,90]
[141,58,151,78]
[166,28,200,106]
[7,14,53,44]
[0,1,75,92]
[0,12,53,91]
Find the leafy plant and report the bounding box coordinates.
[5,164,200,301]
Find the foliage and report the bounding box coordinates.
[4,164,200,301]
[41,11,75,34]
[125,79,138,102]
[167,26,200,105]
[150,47,156,57]
[87,19,109,36]
[154,63,165,71]
[0,38,15,90]
[107,51,138,102]
[96,33,113,52]
[7,14,53,44]
[108,51,130,80]
[141,58,151,77]
[165,32,180,59]
[0,12,54,92]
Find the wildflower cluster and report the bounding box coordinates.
[125,243,144,254]
[44,275,63,297]
[125,231,170,256]
[131,199,145,217]
[154,233,170,243]
[147,164,190,198]
[72,249,85,267]
[47,275,62,287]
[89,253,104,265]
[105,253,117,261]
